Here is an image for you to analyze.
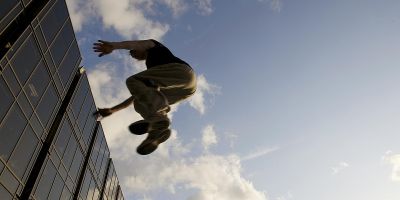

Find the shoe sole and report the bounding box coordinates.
[136,129,171,155]
[128,120,149,135]
[129,120,170,135]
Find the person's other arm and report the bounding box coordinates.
[93,39,155,57]
[94,96,134,119]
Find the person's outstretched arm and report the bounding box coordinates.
[93,40,155,57]
[94,96,134,120]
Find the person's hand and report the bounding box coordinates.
[93,108,113,120]
[93,40,114,57]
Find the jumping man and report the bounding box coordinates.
[93,39,197,155]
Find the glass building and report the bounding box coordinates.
[0,0,124,199]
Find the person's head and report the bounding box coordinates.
[129,49,147,60]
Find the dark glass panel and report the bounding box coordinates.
[10,36,42,85]
[55,119,72,157]
[8,125,38,181]
[77,95,92,132]
[59,42,80,87]
[0,104,27,161]
[0,169,19,194]
[29,113,44,139]
[0,184,12,200]
[0,76,14,122]
[2,65,20,97]
[62,136,77,170]
[24,61,50,107]
[71,80,88,119]
[34,160,56,200]
[17,91,33,118]
[47,174,63,200]
[86,180,96,200]
[50,22,74,66]
[36,83,58,129]
[0,0,18,18]
[60,186,71,200]
[69,150,82,182]
[44,51,56,75]
[0,0,20,34]
[80,170,91,200]
[41,0,68,44]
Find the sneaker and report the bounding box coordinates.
[136,129,171,155]
[128,119,170,135]
[128,120,150,135]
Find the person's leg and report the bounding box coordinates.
[126,63,196,154]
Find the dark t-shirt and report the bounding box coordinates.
[146,39,190,69]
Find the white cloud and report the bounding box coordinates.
[331,162,349,175]
[161,0,188,17]
[188,74,220,115]
[257,0,283,12]
[383,152,400,181]
[123,153,268,200]
[202,125,217,151]
[194,0,214,15]
[242,147,279,161]
[65,0,90,32]
[66,0,215,39]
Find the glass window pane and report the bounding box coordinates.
[36,84,58,129]
[2,65,21,97]
[0,169,19,195]
[62,137,77,169]
[69,150,82,182]
[55,119,72,157]
[24,61,50,107]
[59,42,80,87]
[0,103,27,161]
[10,35,42,85]
[41,0,69,44]
[0,76,14,122]
[0,184,12,200]
[47,174,64,200]
[50,22,74,67]
[71,80,88,119]
[8,125,38,181]
[60,186,71,200]
[0,0,18,19]
[35,160,57,200]
[17,91,33,118]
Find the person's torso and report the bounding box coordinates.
[146,40,190,69]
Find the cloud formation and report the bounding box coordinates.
[189,74,220,114]
[331,162,349,175]
[242,146,280,161]
[120,127,267,200]
[383,152,400,181]
[202,125,217,151]
[66,0,214,39]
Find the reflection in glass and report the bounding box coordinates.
[24,61,50,107]
[41,0,68,44]
[34,160,57,200]
[11,36,42,85]
[8,125,38,182]
[36,83,58,129]
[0,104,27,161]
[0,77,14,122]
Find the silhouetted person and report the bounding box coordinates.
[93,39,197,155]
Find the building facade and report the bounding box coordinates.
[0,0,124,199]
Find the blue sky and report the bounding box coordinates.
[66,0,400,199]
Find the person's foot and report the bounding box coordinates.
[136,129,171,155]
[128,120,150,135]
[129,119,170,135]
